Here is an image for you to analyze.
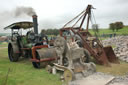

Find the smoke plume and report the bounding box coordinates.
[14,6,36,17]
[0,6,36,33]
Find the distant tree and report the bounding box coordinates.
[41,29,46,34]
[109,23,115,32]
[41,28,59,35]
[109,22,124,32]
[114,22,123,31]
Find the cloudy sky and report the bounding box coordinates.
[0,0,128,33]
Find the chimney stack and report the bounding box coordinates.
[32,15,38,34]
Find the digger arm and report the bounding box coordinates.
[79,5,92,31]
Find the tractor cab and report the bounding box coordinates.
[4,22,47,48]
[60,27,78,41]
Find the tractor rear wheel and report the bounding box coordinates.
[8,45,20,62]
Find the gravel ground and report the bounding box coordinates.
[69,72,128,85]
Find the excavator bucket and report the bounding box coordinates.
[103,46,119,64]
[94,46,119,66]
[96,50,111,66]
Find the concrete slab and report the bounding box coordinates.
[69,73,115,85]
[109,83,127,85]
[77,76,114,85]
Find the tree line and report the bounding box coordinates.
[109,22,124,32]
[40,21,124,36]
[41,29,59,36]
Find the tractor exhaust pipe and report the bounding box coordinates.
[32,15,38,34]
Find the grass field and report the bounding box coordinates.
[0,43,62,85]
[89,26,128,35]
[0,42,8,47]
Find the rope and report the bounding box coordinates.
[91,10,103,44]
[92,10,97,24]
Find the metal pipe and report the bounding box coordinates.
[31,57,56,62]
[32,15,38,34]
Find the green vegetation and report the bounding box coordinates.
[0,44,62,85]
[1,26,128,36]
[89,26,128,35]
[41,26,128,36]
[41,29,59,36]
[109,22,123,32]
[0,42,8,47]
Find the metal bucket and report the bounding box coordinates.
[103,46,119,64]
[92,46,119,66]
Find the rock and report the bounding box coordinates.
[102,36,128,63]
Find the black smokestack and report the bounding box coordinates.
[32,15,38,34]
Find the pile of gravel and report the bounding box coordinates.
[102,36,128,62]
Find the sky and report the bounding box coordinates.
[0,0,128,33]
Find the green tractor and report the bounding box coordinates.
[4,15,49,68]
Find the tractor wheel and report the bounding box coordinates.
[32,52,41,68]
[8,45,19,62]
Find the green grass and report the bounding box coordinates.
[0,47,62,85]
[0,42,8,47]
[89,26,128,35]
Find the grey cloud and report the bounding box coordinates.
[0,6,36,32]
[38,13,75,29]
[15,6,36,17]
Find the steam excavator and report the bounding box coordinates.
[50,4,119,81]
[59,5,119,66]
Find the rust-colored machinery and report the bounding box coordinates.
[60,5,119,66]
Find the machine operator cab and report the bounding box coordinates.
[4,21,48,48]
